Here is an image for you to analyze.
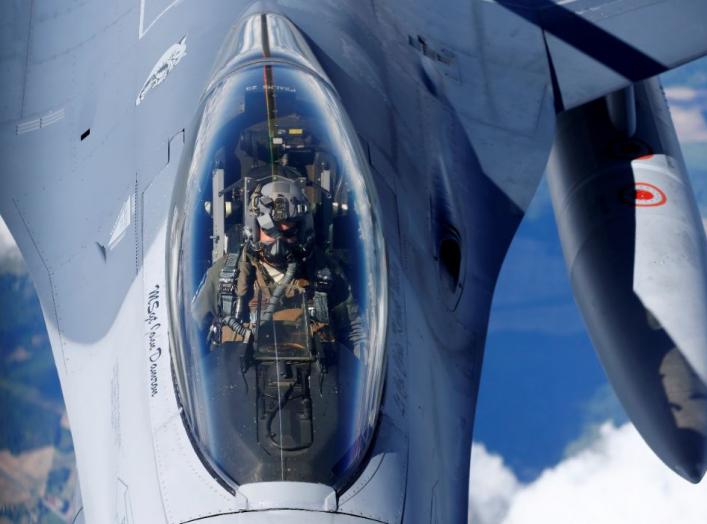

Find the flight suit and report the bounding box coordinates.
[235,245,366,357]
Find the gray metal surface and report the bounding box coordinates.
[190,510,382,523]
[236,483,336,512]
[1,1,706,523]
[493,0,707,110]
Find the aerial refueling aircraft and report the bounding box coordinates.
[1,1,706,522]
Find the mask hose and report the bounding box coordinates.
[261,261,298,322]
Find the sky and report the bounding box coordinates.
[0,218,25,276]
[1,59,707,522]
[469,57,707,523]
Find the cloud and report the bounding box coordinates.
[0,215,26,275]
[469,443,520,524]
[665,86,707,103]
[470,423,707,524]
[664,85,707,144]
[669,106,707,143]
[562,384,628,458]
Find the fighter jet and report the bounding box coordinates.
[1,1,706,522]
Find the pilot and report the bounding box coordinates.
[207,176,366,359]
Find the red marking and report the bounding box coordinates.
[620,182,667,207]
[636,154,654,161]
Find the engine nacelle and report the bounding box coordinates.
[548,78,707,483]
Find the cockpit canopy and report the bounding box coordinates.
[168,62,387,491]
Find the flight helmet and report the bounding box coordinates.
[247,177,314,266]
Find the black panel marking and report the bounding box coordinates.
[496,0,667,81]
